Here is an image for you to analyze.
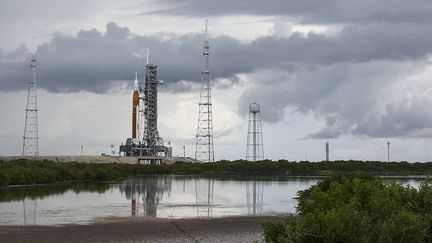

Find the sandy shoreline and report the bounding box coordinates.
[0,215,285,243]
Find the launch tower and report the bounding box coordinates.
[142,64,165,153]
[120,56,171,164]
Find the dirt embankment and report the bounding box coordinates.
[0,215,284,243]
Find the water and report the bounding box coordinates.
[0,176,424,226]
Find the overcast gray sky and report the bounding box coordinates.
[2,0,432,161]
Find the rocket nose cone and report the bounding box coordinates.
[134,79,139,90]
[134,72,139,90]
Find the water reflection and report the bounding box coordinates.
[0,183,112,225]
[118,177,284,219]
[22,199,37,225]
[119,177,218,218]
[246,181,264,215]
[120,177,172,217]
[194,178,214,218]
[0,183,111,202]
[4,176,422,226]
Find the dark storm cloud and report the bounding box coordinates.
[0,22,200,93]
[148,0,432,24]
[2,16,432,139]
[238,60,432,139]
[3,21,432,93]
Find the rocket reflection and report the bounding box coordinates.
[119,176,217,218]
[120,177,172,217]
[119,176,265,218]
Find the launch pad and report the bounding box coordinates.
[119,60,172,164]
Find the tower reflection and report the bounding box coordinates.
[22,198,37,225]
[194,178,214,218]
[120,176,265,218]
[120,176,172,217]
[246,181,264,215]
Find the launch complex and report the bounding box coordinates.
[119,53,172,164]
[11,20,271,165]
[120,20,214,164]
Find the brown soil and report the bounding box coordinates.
[0,215,284,243]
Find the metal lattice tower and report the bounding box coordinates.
[142,64,164,155]
[246,103,264,161]
[22,52,39,156]
[195,19,215,163]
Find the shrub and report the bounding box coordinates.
[263,175,432,242]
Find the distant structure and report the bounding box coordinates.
[387,140,390,162]
[119,51,171,164]
[22,48,39,156]
[183,145,186,157]
[246,103,264,162]
[195,19,215,163]
[325,141,329,161]
[110,144,116,155]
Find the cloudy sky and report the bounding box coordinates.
[2,0,432,161]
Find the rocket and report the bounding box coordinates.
[132,72,140,142]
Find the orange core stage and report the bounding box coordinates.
[132,90,139,139]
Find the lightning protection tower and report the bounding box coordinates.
[246,103,264,162]
[22,49,39,156]
[195,19,215,163]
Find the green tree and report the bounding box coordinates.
[264,174,432,242]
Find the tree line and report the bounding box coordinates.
[1,159,432,187]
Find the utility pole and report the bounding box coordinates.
[325,141,329,161]
[387,141,390,162]
[183,145,186,157]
